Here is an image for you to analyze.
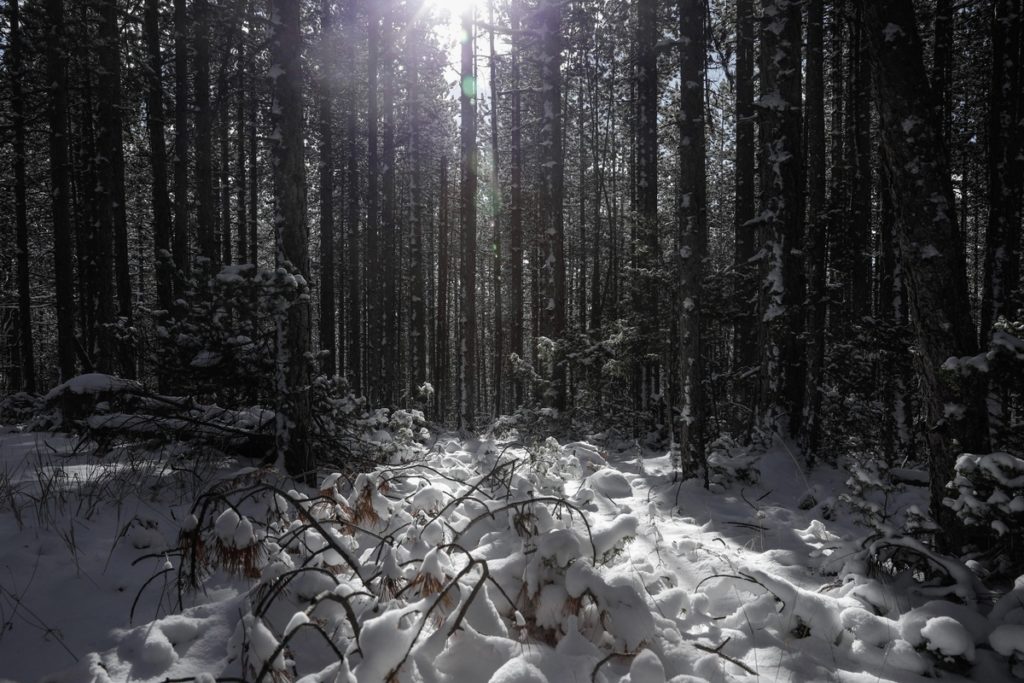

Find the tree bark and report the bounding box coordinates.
[409,19,428,395]
[733,0,757,384]
[459,5,478,430]
[539,0,567,413]
[802,0,828,459]
[46,0,77,382]
[144,0,174,317]
[756,0,804,436]
[980,0,1022,343]
[195,0,217,267]
[173,0,190,288]
[489,6,503,416]
[635,0,660,420]
[270,0,312,477]
[435,157,450,420]
[677,0,707,479]
[859,0,990,527]
[509,0,524,408]
[9,0,35,392]
[98,0,133,377]
[319,0,337,377]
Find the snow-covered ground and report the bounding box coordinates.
[0,428,1020,682]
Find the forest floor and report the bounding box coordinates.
[0,426,1018,683]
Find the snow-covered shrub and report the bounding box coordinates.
[166,442,657,681]
[151,263,306,407]
[840,459,897,533]
[705,435,760,490]
[945,451,1024,572]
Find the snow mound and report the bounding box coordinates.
[588,468,633,498]
[920,616,975,661]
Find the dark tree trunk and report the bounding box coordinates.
[980,0,1023,343]
[46,0,77,382]
[756,0,804,436]
[173,0,190,288]
[366,3,382,405]
[319,0,337,377]
[10,0,35,392]
[195,0,217,266]
[733,0,757,383]
[435,157,450,420]
[409,20,428,395]
[932,0,953,142]
[859,0,990,528]
[848,10,872,323]
[236,54,249,263]
[345,0,361,395]
[381,4,398,405]
[247,0,258,266]
[270,0,312,478]
[635,0,659,419]
[509,0,524,408]
[459,5,478,430]
[144,0,174,316]
[218,62,232,266]
[677,0,707,478]
[802,0,828,459]
[489,9,503,416]
[98,0,133,377]
[539,0,567,413]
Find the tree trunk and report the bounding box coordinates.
[980,0,1022,343]
[677,0,707,479]
[859,0,990,528]
[489,8,503,416]
[509,0,524,408]
[932,0,953,142]
[98,0,133,377]
[435,157,450,420]
[366,3,382,405]
[849,10,872,323]
[756,0,804,436]
[195,0,217,266]
[10,0,35,392]
[46,0,77,382]
[802,0,828,460]
[345,0,361,395]
[409,20,428,395]
[236,51,249,263]
[270,0,312,478]
[218,62,232,266]
[635,0,660,421]
[319,0,337,377]
[733,0,757,385]
[173,0,190,288]
[459,5,478,430]
[247,0,258,265]
[144,0,174,317]
[382,4,398,406]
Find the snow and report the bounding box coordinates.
[1,431,1022,683]
[920,616,975,660]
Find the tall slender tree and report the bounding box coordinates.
[270,0,312,477]
[677,0,707,478]
[319,0,337,377]
[859,0,989,527]
[756,0,804,436]
[733,0,757,386]
[9,0,34,392]
[144,0,174,316]
[459,4,478,430]
[173,0,190,286]
[46,0,76,382]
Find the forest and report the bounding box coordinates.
[0,0,1023,680]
